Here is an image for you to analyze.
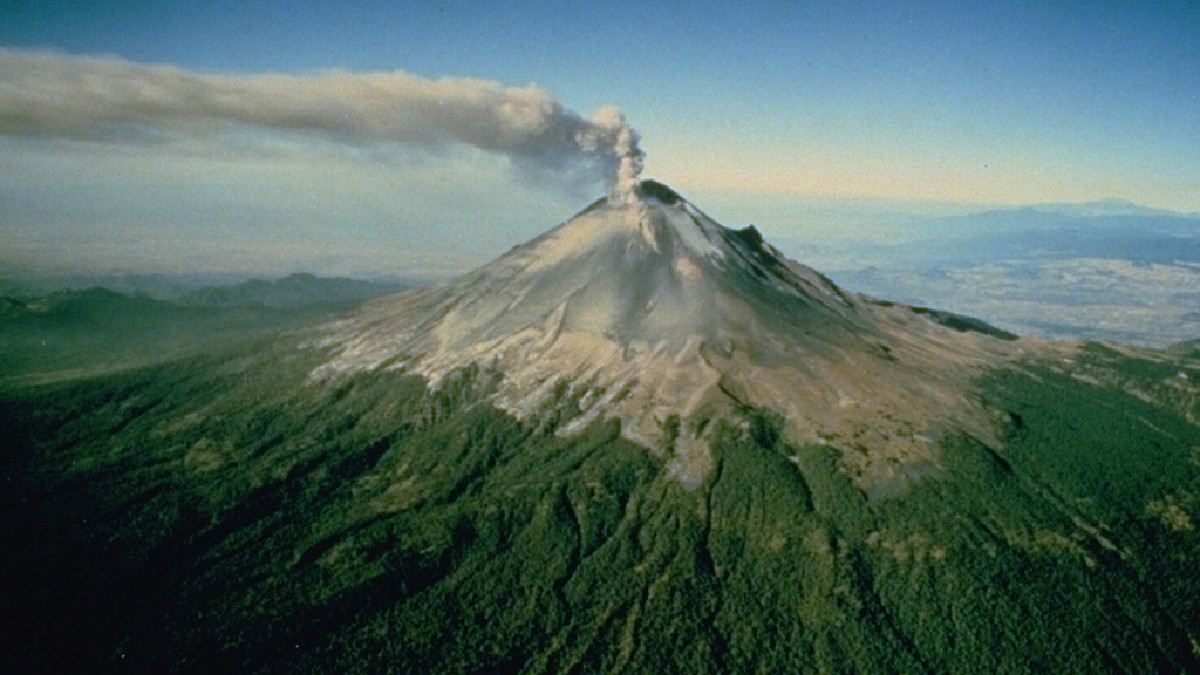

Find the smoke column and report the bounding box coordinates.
[0,49,644,199]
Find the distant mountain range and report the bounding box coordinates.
[926,209,1200,264]
[0,271,416,303]
[1023,199,1194,219]
[789,201,1200,347]
[179,272,414,308]
[0,274,413,381]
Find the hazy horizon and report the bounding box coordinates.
[2,187,1195,279]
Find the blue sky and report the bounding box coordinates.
[1,1,1197,276]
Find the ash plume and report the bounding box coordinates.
[0,48,644,198]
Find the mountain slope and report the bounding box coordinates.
[314,181,1023,489]
[1,182,1198,673]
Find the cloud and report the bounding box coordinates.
[0,48,643,197]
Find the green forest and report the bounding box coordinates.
[2,335,1199,672]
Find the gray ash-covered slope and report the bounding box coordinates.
[314,180,1022,489]
[2,182,1199,673]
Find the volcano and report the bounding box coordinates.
[313,180,1020,490]
[2,182,1199,673]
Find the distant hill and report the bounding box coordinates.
[0,272,244,303]
[912,209,1200,265]
[0,276,412,381]
[1027,199,1193,219]
[813,203,1200,346]
[7,287,184,322]
[1169,338,1200,360]
[0,272,420,305]
[181,272,412,308]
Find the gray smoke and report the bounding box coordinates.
[0,49,644,199]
